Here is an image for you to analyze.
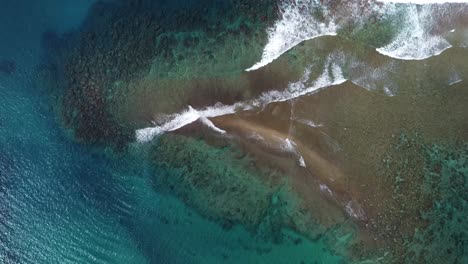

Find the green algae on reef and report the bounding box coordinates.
[149,133,360,254]
[150,134,279,232]
[151,134,319,236]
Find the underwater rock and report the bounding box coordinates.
[41,0,278,147]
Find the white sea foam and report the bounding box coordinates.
[136,105,237,142]
[319,184,333,196]
[296,119,323,128]
[345,200,367,220]
[200,116,227,134]
[384,87,396,96]
[298,155,306,167]
[348,57,400,96]
[254,60,346,106]
[376,5,452,60]
[246,0,337,71]
[283,138,308,168]
[448,70,463,85]
[248,0,460,69]
[351,62,395,91]
[378,0,468,3]
[279,138,295,153]
[136,59,347,143]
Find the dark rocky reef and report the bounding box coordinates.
[40,0,278,148]
[150,134,284,234]
[149,133,339,242]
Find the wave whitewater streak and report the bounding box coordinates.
[247,0,464,71]
[376,4,452,60]
[245,0,337,71]
[136,57,347,143]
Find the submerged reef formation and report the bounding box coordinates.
[151,134,284,233]
[38,0,468,262]
[41,0,278,147]
[150,132,358,253]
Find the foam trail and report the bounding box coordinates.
[136,105,236,142]
[137,59,347,142]
[345,200,367,220]
[253,60,346,106]
[384,87,396,96]
[283,138,307,168]
[376,5,452,60]
[296,119,323,128]
[246,0,337,71]
[200,116,227,134]
[298,156,306,168]
[319,184,333,196]
[448,70,463,85]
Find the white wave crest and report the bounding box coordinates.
[136,105,237,142]
[376,5,452,60]
[246,0,337,71]
[136,58,347,143]
[253,60,346,106]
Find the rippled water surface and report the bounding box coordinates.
[1,0,467,263]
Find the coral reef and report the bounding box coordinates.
[41,0,278,147]
[149,133,354,245]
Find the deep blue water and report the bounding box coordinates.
[0,1,344,263]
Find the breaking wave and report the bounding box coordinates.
[376,4,452,60]
[136,57,347,143]
[248,0,466,71]
[245,0,337,71]
[136,105,237,142]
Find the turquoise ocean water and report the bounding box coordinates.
[0,1,345,263]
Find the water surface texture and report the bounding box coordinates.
[1,1,467,263]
